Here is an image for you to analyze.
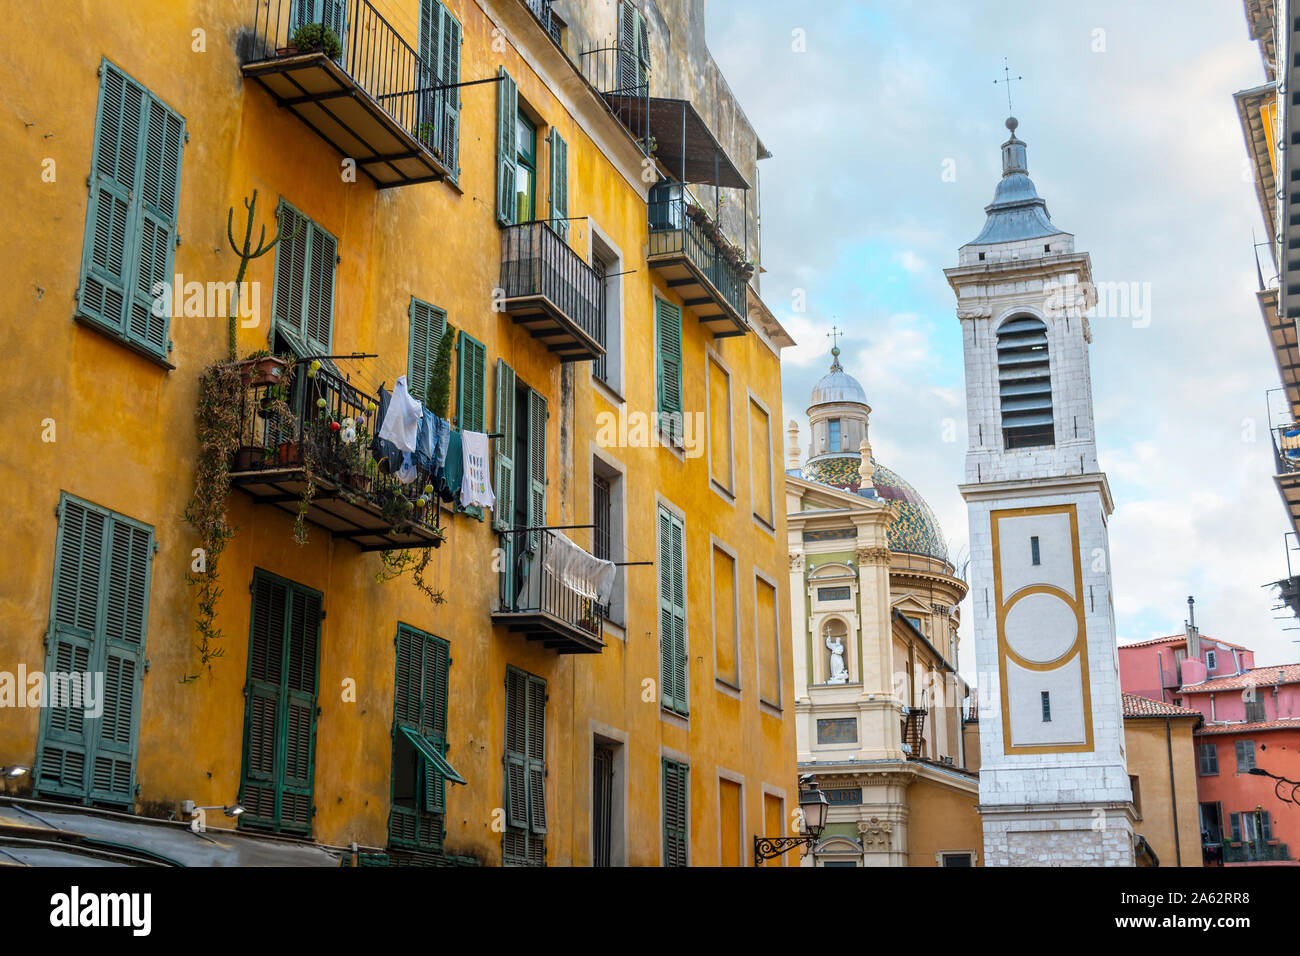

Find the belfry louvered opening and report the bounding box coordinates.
[997,316,1054,449]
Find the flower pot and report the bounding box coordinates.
[231,355,290,388]
[232,446,262,472]
[343,472,370,493]
[277,44,299,56]
[276,441,303,467]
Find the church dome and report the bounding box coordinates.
[801,455,949,561]
[966,118,1067,247]
[809,347,867,406]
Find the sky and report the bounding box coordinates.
[706,0,1300,677]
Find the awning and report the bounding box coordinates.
[602,94,750,189]
[400,726,466,785]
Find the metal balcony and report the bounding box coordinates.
[492,529,605,654]
[229,365,444,551]
[647,193,750,337]
[240,0,454,187]
[499,222,604,362]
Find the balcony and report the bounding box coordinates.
[1222,840,1291,864]
[492,530,606,654]
[1271,423,1300,534]
[499,222,604,362]
[648,191,750,337]
[240,0,454,187]
[229,366,445,551]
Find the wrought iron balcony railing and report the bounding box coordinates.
[230,365,444,550]
[242,0,455,186]
[500,221,604,362]
[1274,423,1300,473]
[648,193,750,335]
[576,45,650,148]
[1222,840,1290,864]
[493,528,605,654]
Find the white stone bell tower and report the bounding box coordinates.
[944,117,1134,866]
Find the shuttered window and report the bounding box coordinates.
[655,298,683,444]
[76,60,185,360]
[662,758,688,866]
[36,494,152,807]
[525,387,548,540]
[455,331,487,432]
[238,570,322,835]
[658,505,687,715]
[548,129,569,240]
[495,67,519,224]
[617,0,650,94]
[273,200,336,356]
[408,297,447,404]
[504,666,547,866]
[997,316,1054,449]
[291,1,348,52]
[492,359,517,533]
[1198,742,1219,776]
[389,624,457,852]
[417,0,461,179]
[1235,739,1257,772]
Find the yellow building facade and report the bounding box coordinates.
[1,0,794,866]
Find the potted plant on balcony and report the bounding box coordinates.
[290,22,343,60]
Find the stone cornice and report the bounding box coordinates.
[959,471,1115,516]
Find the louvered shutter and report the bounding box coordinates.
[662,760,687,866]
[657,506,687,714]
[305,223,335,354]
[324,0,347,58]
[241,574,287,827]
[281,587,320,833]
[548,130,568,240]
[493,359,516,532]
[417,0,436,141]
[408,298,445,404]
[617,1,650,93]
[455,332,487,432]
[37,498,151,807]
[273,202,308,341]
[78,62,183,358]
[1230,813,1241,843]
[669,515,687,709]
[526,674,547,834]
[504,668,529,829]
[438,4,461,179]
[526,388,547,549]
[496,67,518,225]
[656,299,683,442]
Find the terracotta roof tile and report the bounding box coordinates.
[1122,693,1202,719]
[1180,663,1300,693]
[1196,719,1300,736]
[1120,634,1248,651]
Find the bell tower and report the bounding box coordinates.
[944,117,1135,866]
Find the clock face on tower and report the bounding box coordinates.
[990,504,1094,754]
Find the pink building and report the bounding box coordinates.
[1119,634,1300,866]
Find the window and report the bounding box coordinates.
[238,570,322,835]
[547,128,568,240]
[593,743,615,867]
[515,113,537,223]
[1235,739,1257,772]
[818,586,851,602]
[389,624,463,852]
[591,457,626,624]
[1030,535,1041,566]
[1200,802,1223,843]
[1205,650,1217,671]
[293,1,347,56]
[417,0,461,178]
[941,852,974,867]
[496,365,548,598]
[1040,691,1052,722]
[455,331,486,432]
[592,253,610,384]
[655,299,684,445]
[273,200,337,356]
[1129,775,1142,817]
[662,758,688,866]
[590,232,623,392]
[707,354,734,494]
[712,544,739,687]
[1245,698,1266,723]
[719,777,743,867]
[997,316,1053,449]
[761,792,785,867]
[658,505,688,716]
[1198,742,1219,776]
[504,666,547,866]
[407,297,447,404]
[828,418,842,453]
[749,397,775,527]
[76,60,185,360]
[495,68,518,224]
[756,574,781,708]
[616,0,651,93]
[35,494,152,807]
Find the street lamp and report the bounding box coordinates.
[753,776,830,866]
[1248,766,1299,805]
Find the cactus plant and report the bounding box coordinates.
[225,189,299,360]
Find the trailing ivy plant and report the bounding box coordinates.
[183,358,295,680]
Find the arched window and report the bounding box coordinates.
[996,316,1054,448]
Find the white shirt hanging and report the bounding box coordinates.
[378,375,422,454]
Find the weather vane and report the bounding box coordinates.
[994,57,1021,114]
[827,325,842,351]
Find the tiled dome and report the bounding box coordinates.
[802,455,948,561]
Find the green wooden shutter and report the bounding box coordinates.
[496,67,518,224]
[273,202,334,355]
[36,497,151,807]
[408,297,446,404]
[662,759,687,866]
[504,667,528,829]
[305,221,335,354]
[418,0,435,139]
[240,572,321,834]
[437,4,461,179]
[526,388,547,546]
[455,331,487,432]
[548,130,568,240]
[657,506,687,715]
[78,62,183,357]
[655,299,683,442]
[493,359,516,533]
[1230,813,1241,843]
[617,1,650,91]
[526,674,547,834]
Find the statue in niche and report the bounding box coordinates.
[825,625,850,684]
